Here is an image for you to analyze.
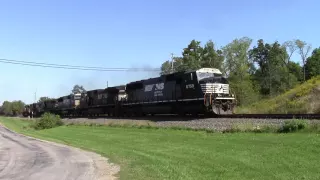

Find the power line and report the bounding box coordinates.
[0,60,138,71]
[0,58,133,69]
[0,58,161,72]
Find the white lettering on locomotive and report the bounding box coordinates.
[144,83,164,91]
[186,84,194,89]
[144,84,154,92]
[144,83,164,96]
[154,91,163,97]
[155,83,164,90]
[154,83,164,96]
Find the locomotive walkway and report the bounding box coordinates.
[0,125,119,180]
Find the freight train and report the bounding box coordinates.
[23,68,236,118]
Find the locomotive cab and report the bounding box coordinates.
[196,68,236,115]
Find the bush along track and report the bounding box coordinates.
[29,112,64,130]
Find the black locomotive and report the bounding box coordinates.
[23,68,236,118]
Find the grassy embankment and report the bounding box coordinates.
[1,117,320,180]
[235,75,320,114]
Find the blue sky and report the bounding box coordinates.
[0,0,319,104]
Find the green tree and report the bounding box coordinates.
[249,39,297,96]
[72,85,86,94]
[201,40,224,70]
[280,40,299,88]
[222,37,258,105]
[160,39,224,75]
[160,56,184,75]
[305,48,320,80]
[2,101,12,115]
[268,41,292,94]
[1,100,25,116]
[160,60,172,75]
[249,39,272,95]
[288,61,303,82]
[295,39,312,82]
[180,39,204,71]
[11,101,25,115]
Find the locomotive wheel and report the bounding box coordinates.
[212,101,233,115]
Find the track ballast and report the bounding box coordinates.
[56,113,320,121]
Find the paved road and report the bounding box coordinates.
[0,125,119,180]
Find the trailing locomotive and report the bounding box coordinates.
[23,68,236,118]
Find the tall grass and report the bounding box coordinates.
[223,119,320,133]
[235,76,320,114]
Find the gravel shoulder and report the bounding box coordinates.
[0,124,120,180]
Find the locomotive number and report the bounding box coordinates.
[186,84,194,89]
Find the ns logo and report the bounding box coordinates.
[144,82,164,92]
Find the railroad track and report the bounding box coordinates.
[57,113,320,121]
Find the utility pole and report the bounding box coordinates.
[34,89,37,103]
[107,81,108,88]
[171,53,174,73]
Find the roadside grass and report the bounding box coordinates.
[1,117,320,180]
[235,75,320,114]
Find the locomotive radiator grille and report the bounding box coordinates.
[200,83,229,94]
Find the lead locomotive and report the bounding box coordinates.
[24,68,236,117]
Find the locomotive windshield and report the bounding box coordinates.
[196,72,228,84]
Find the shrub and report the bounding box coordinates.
[279,119,308,133]
[31,112,64,130]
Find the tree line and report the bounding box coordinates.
[160,37,320,105]
[0,100,25,116]
[0,85,86,116]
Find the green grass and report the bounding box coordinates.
[1,117,320,180]
[236,75,320,114]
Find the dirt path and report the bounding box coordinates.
[0,125,119,180]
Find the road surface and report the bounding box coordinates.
[0,125,119,180]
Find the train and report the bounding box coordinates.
[23,68,237,118]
